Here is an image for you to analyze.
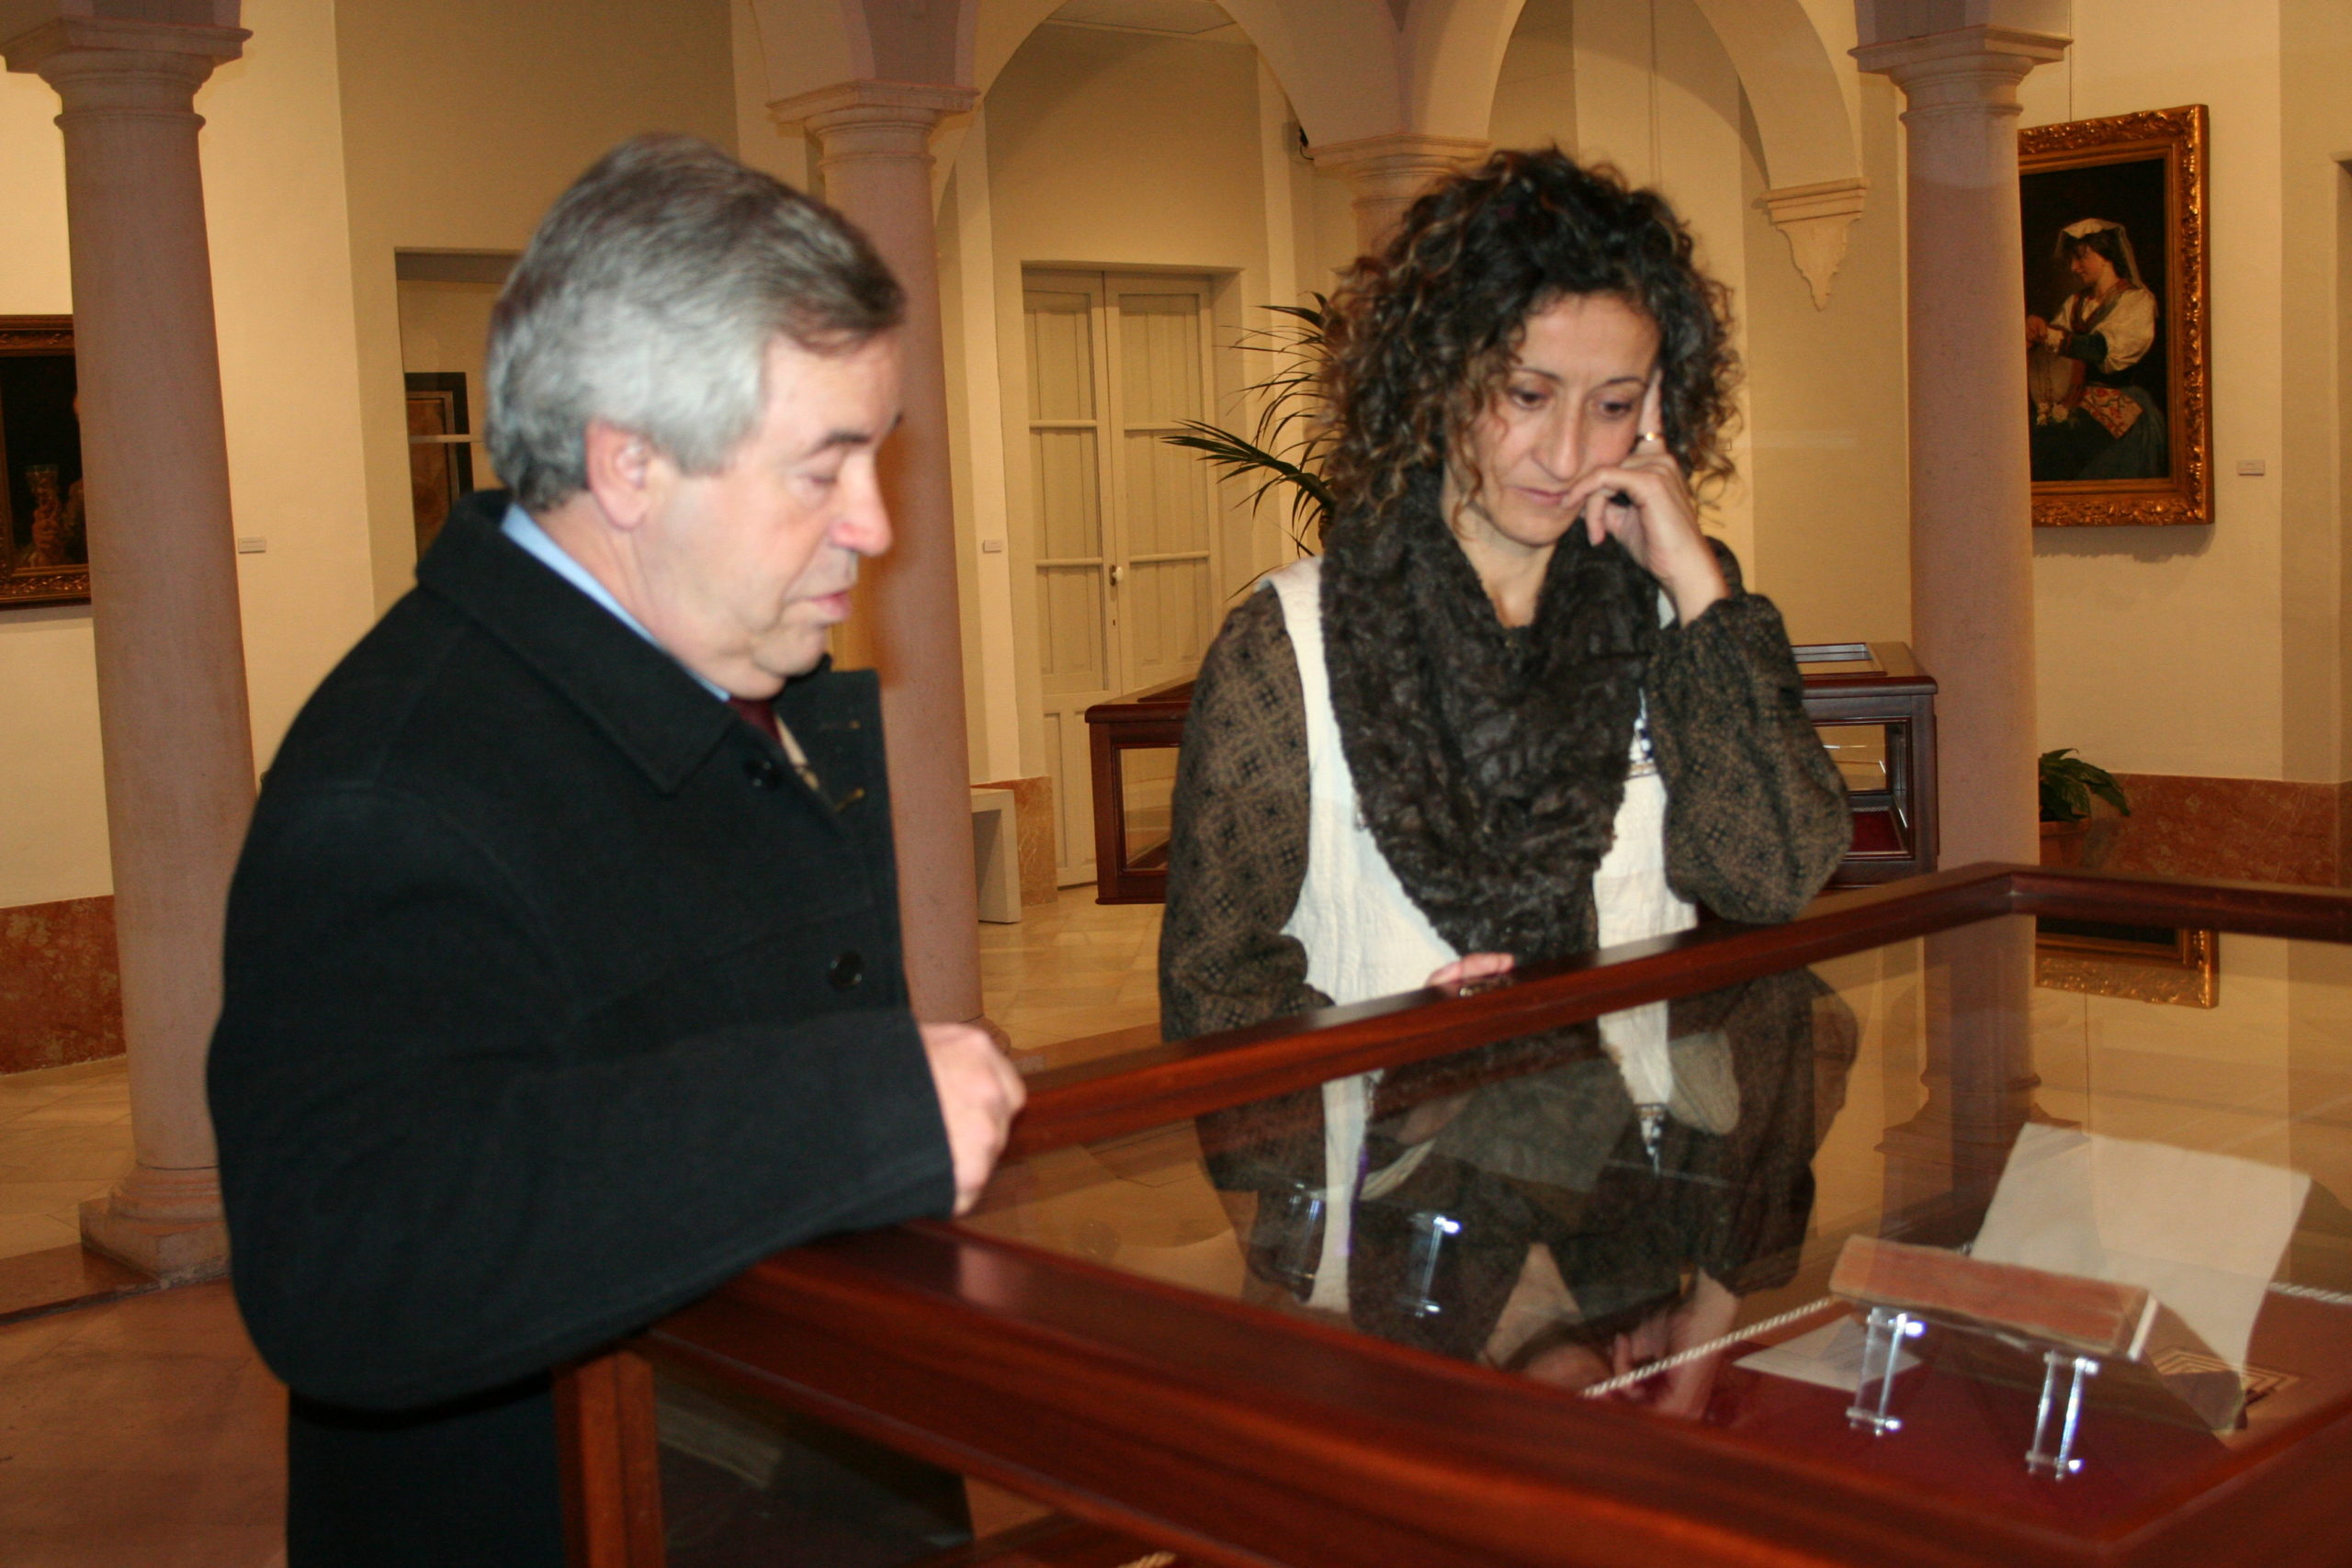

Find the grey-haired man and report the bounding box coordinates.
[209,136,1022,1566]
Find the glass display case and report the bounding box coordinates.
[1083,642,1937,904]
[563,864,2352,1568]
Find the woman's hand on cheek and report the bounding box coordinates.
[1559,375,1727,626]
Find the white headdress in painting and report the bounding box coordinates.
[2057,217,2143,288]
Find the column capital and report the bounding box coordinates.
[1306,131,1491,253]
[3,7,245,81]
[770,78,977,140]
[1853,25,2066,111]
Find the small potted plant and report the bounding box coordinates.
[2039,748,2130,866]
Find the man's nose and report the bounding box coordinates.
[838,477,893,558]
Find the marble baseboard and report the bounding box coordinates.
[0,897,123,1076]
[975,775,1058,906]
[2085,774,2347,887]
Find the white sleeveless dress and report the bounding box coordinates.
[1263,557,1700,1311]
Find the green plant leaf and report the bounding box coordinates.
[2036,747,2130,821]
[1161,297,1337,546]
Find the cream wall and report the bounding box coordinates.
[0,66,102,908]
[333,0,738,614]
[979,18,1287,780]
[1568,0,1755,571]
[2275,0,2352,787]
[0,0,375,908]
[202,0,378,771]
[2022,0,2290,779]
[1741,73,1913,646]
[2,0,740,909]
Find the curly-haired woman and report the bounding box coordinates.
[1158,150,1850,1403]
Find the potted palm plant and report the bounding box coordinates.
[1162,297,1336,556]
[2039,748,2130,867]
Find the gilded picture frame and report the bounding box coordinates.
[0,314,88,608]
[2035,916,2218,1009]
[2019,105,2211,528]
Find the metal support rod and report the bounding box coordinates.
[2026,1351,2099,1478]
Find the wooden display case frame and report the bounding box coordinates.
[561,864,2352,1568]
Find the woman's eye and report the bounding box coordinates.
[1507,385,1547,410]
[1597,400,1635,419]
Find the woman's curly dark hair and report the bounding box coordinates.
[1322,149,1739,526]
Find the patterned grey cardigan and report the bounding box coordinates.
[1158,552,1850,1044]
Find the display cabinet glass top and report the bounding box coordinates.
[952,886,2352,1546]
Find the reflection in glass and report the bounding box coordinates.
[1118,747,1178,873]
[1196,972,1854,1415]
[958,925,2352,1530]
[651,1366,971,1568]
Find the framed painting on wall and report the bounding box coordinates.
[2019,105,2211,527]
[404,370,476,557]
[0,315,88,608]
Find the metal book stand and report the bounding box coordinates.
[1847,1305,2103,1480]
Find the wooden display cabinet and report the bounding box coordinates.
[1794,642,1939,887]
[1082,642,1938,903]
[562,864,2352,1568]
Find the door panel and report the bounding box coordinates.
[1120,433,1212,558]
[1031,429,1102,561]
[1026,291,1096,421]
[1023,273,1222,886]
[1036,565,1108,694]
[1118,294,1203,425]
[1127,558,1213,687]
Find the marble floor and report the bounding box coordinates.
[0,1055,134,1265]
[981,890,1164,1069]
[0,1281,287,1568]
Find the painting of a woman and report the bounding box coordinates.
[2027,218,2166,482]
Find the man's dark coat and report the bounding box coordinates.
[209,491,955,1565]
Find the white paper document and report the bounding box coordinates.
[1969,1123,2310,1369]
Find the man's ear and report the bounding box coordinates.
[582,419,662,531]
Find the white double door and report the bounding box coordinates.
[1023,270,1223,886]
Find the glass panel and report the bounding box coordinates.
[1117,744,1180,872]
[1117,292,1202,429]
[1816,721,1905,859]
[650,1363,974,1566]
[960,916,2352,1542]
[1815,722,1888,793]
[1024,290,1095,422]
[1030,429,1101,562]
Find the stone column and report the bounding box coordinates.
[1306,131,1492,253]
[1854,21,2065,868]
[1856,21,2068,1235]
[4,7,254,1281]
[773,80,985,1025]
